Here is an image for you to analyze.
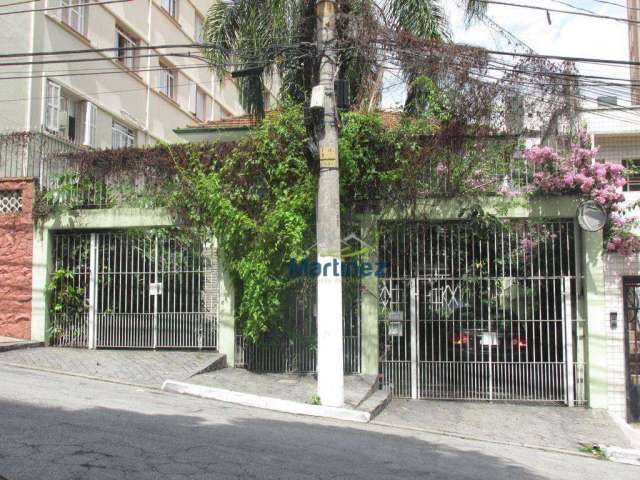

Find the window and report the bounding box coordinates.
[158,62,176,99]
[82,102,97,147]
[194,12,204,43]
[623,159,640,192]
[116,28,138,70]
[44,81,97,145]
[161,0,177,18]
[188,82,209,121]
[112,121,135,148]
[61,0,87,35]
[45,81,61,132]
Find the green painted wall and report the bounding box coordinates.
[30,208,236,361]
[368,195,605,409]
[581,230,608,409]
[360,214,379,375]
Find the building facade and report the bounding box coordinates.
[0,0,245,147]
[582,106,640,423]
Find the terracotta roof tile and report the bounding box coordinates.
[186,109,404,130]
[188,114,259,129]
[379,110,401,128]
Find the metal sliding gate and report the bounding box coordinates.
[378,220,585,404]
[235,276,362,374]
[50,230,217,349]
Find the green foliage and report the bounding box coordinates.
[171,105,316,340]
[47,268,87,316]
[35,105,528,342]
[202,0,482,114]
[46,267,88,341]
[339,111,401,212]
[405,76,452,121]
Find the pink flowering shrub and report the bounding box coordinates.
[606,214,640,256]
[523,143,626,208]
[522,133,639,256]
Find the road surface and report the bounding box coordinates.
[0,364,635,479]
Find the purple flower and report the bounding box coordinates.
[563,173,575,187]
[615,177,627,188]
[609,163,625,175]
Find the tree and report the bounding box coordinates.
[203,0,486,117]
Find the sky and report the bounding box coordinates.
[383,0,632,109]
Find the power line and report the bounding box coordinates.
[0,50,207,67]
[0,41,308,59]
[0,52,313,81]
[0,0,41,8]
[0,52,312,102]
[0,76,211,104]
[475,0,640,24]
[0,62,211,82]
[550,0,601,16]
[591,0,640,12]
[0,0,132,16]
[2,38,638,71]
[483,48,640,68]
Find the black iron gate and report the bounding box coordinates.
[624,278,640,421]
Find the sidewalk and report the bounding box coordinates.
[0,336,43,352]
[188,368,378,408]
[0,347,224,387]
[163,368,391,423]
[373,399,633,453]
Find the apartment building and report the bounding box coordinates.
[0,0,245,148]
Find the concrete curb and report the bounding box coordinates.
[605,446,640,466]
[371,420,595,459]
[0,341,44,353]
[0,361,160,390]
[162,380,371,423]
[608,412,640,449]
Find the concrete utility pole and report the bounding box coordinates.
[315,0,344,407]
[628,0,640,104]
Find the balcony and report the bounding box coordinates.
[0,129,87,186]
[582,106,640,135]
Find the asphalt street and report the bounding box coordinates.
[0,364,636,479]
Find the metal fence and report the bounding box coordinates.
[235,277,362,374]
[378,219,586,405]
[0,130,552,206]
[49,230,218,349]
[0,129,84,184]
[0,129,113,208]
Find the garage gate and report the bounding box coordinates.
[378,220,586,404]
[49,230,217,349]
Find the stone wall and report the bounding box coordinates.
[0,179,34,339]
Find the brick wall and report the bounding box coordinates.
[603,252,640,419]
[0,179,34,339]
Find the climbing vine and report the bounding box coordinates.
[169,105,316,340]
[31,102,640,339]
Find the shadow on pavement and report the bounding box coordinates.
[0,398,550,480]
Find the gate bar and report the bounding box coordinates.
[563,277,575,407]
[410,278,418,399]
[153,235,159,349]
[87,233,97,349]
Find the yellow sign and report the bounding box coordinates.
[319,146,336,160]
[319,146,337,168]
